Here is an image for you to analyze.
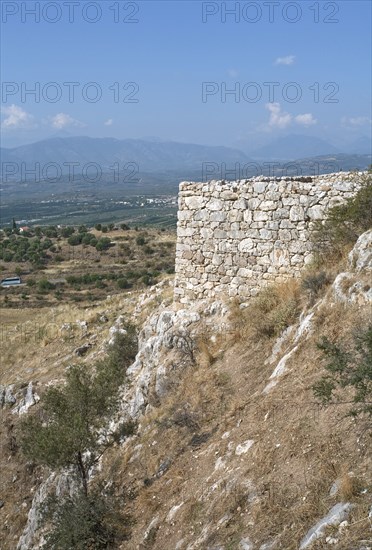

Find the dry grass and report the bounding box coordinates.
[228,279,303,343]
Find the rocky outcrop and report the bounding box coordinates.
[332,229,372,305]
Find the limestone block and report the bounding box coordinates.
[307,205,324,220]
[209,211,226,222]
[184,196,206,209]
[260,200,276,211]
[233,198,248,210]
[237,268,253,278]
[248,198,261,209]
[206,198,224,211]
[259,228,272,240]
[289,205,305,221]
[194,209,209,221]
[214,229,228,239]
[254,182,268,193]
[271,248,290,266]
[253,211,269,221]
[238,238,254,252]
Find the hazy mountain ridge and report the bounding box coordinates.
[0,137,251,173]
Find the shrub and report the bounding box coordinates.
[313,324,372,419]
[42,491,131,550]
[312,171,372,262]
[96,238,112,252]
[117,278,131,289]
[302,271,330,302]
[61,226,75,238]
[68,234,83,246]
[136,236,145,246]
[37,278,55,292]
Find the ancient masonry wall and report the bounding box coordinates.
[174,172,361,304]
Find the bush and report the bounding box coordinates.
[313,324,372,419]
[37,278,55,292]
[42,490,131,550]
[68,234,83,246]
[61,226,75,238]
[312,171,372,261]
[96,238,111,252]
[117,278,131,289]
[136,236,145,246]
[302,271,330,302]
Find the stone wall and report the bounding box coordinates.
[174,172,362,304]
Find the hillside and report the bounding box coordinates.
[0,179,371,550]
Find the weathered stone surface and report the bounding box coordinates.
[174,172,363,303]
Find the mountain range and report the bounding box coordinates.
[0,135,370,182]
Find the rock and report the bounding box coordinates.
[0,500,4,509]
[235,440,254,456]
[99,314,109,323]
[239,538,253,550]
[299,502,353,549]
[13,382,40,415]
[77,320,88,331]
[348,229,372,272]
[4,385,16,406]
[74,344,91,357]
[156,458,171,478]
[166,502,184,522]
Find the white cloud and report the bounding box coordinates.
[341,116,371,127]
[266,102,292,129]
[1,104,34,129]
[104,118,113,126]
[275,55,295,66]
[295,113,317,126]
[49,113,84,129]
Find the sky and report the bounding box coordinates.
[1,0,371,150]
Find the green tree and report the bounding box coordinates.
[96,237,111,252]
[19,329,138,495]
[313,324,372,419]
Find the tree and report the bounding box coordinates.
[18,329,138,547]
[96,237,111,252]
[19,329,138,495]
[313,324,372,419]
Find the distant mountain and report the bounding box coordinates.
[348,135,372,155]
[250,134,340,160]
[0,136,251,175]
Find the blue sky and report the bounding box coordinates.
[1,0,371,150]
